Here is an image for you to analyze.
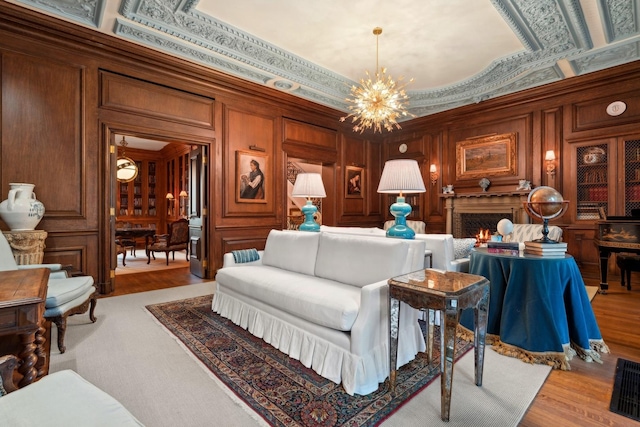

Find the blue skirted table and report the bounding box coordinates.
[460,248,609,369]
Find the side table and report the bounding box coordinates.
[2,230,48,265]
[389,269,490,422]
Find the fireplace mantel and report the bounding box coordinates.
[441,191,531,236]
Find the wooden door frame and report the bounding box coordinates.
[101,123,213,294]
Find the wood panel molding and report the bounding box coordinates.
[100,71,215,129]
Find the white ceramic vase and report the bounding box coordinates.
[0,183,46,230]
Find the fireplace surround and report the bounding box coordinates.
[443,191,530,238]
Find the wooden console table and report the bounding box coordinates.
[0,268,50,387]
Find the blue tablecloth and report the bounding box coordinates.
[460,248,608,369]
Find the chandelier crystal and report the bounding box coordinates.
[341,27,414,133]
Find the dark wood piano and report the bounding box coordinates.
[594,216,640,293]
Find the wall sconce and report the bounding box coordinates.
[429,164,438,185]
[545,150,556,176]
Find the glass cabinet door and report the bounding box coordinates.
[624,138,640,217]
[575,142,609,220]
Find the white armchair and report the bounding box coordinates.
[502,223,563,249]
[0,231,97,353]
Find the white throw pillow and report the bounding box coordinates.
[453,238,476,259]
[261,230,320,276]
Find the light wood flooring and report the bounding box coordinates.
[107,268,639,426]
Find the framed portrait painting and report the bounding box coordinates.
[456,132,517,180]
[236,150,268,203]
[345,166,364,198]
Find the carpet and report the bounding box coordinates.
[147,295,548,427]
[586,286,599,302]
[49,283,551,427]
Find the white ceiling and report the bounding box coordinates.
[9,0,640,124]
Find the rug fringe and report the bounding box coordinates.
[143,305,271,427]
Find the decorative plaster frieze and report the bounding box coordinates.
[17,0,640,118]
[16,0,105,27]
[598,0,639,43]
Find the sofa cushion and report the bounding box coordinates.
[216,266,361,331]
[0,370,143,426]
[46,276,95,308]
[314,233,410,287]
[261,230,320,276]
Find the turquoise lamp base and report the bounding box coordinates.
[299,200,320,232]
[386,197,415,239]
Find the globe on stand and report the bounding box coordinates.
[523,186,569,243]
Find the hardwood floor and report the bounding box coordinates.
[103,268,639,426]
[109,266,208,297]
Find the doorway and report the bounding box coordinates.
[110,132,209,294]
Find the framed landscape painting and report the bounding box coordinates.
[236,150,268,203]
[456,132,517,180]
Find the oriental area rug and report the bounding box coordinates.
[146,295,472,427]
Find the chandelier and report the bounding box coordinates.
[116,136,139,183]
[341,27,414,133]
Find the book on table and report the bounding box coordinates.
[524,250,566,257]
[487,247,520,256]
[487,241,520,250]
[524,241,567,249]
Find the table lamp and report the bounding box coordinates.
[291,173,326,232]
[377,159,426,239]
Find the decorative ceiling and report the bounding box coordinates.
[9,0,640,119]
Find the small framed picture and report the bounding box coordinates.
[236,150,268,204]
[345,166,364,198]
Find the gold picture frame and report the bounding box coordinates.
[236,150,268,203]
[456,133,517,180]
[345,166,364,198]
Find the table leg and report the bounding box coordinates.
[388,297,400,393]
[35,321,47,378]
[440,299,458,422]
[598,250,610,293]
[18,330,38,388]
[474,286,489,386]
[426,309,435,364]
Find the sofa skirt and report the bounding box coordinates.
[212,290,424,396]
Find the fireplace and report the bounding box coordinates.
[443,191,530,238]
[458,213,515,238]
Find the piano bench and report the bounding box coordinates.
[616,253,640,291]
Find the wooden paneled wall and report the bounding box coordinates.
[2,4,640,286]
[0,5,377,293]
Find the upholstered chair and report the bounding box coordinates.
[146,218,189,265]
[0,231,97,354]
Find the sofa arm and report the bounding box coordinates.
[0,355,19,394]
[351,280,425,365]
[222,251,264,268]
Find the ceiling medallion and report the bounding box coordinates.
[340,27,414,134]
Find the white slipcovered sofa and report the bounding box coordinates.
[213,230,426,395]
[320,225,470,272]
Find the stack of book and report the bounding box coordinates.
[524,241,567,257]
[487,241,520,256]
